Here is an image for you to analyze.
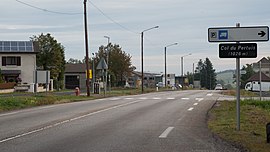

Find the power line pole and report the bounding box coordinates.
[83,0,90,96]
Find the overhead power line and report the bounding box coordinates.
[88,1,138,35]
[15,0,82,15]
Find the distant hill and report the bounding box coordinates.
[216,70,235,86]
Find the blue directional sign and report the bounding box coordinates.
[208,26,269,42]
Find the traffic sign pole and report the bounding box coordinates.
[236,23,241,131]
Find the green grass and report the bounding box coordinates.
[0,88,162,112]
[0,94,95,112]
[208,100,270,151]
[222,89,258,97]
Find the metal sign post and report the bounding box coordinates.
[235,23,241,131]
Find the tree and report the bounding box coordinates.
[66,58,83,64]
[31,33,65,89]
[195,58,216,89]
[95,44,135,87]
[240,64,255,89]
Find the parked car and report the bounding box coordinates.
[214,84,223,90]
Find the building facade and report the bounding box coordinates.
[0,41,37,84]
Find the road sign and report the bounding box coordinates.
[208,26,269,42]
[219,43,257,58]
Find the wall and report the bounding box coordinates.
[0,54,36,84]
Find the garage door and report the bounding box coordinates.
[65,75,80,89]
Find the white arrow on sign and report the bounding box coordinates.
[208,26,269,42]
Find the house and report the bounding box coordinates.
[64,63,88,90]
[247,72,270,82]
[0,41,38,84]
[252,57,270,78]
[128,71,163,88]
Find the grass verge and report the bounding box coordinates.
[0,88,160,112]
[208,99,270,151]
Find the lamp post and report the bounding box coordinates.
[104,36,110,92]
[164,43,178,87]
[83,0,90,96]
[181,53,192,88]
[92,53,95,93]
[141,26,159,93]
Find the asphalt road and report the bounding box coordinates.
[0,90,240,152]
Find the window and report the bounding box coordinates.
[2,56,21,66]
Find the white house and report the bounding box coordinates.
[0,41,38,84]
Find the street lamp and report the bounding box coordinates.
[141,26,159,93]
[164,43,178,87]
[104,36,110,92]
[181,53,192,88]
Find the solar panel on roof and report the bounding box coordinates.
[0,41,33,52]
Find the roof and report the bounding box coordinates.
[0,41,38,54]
[258,57,270,63]
[247,72,270,82]
[65,63,87,73]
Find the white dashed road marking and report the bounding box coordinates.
[159,127,174,138]
[193,103,198,106]
[124,98,133,100]
[206,93,213,96]
[153,97,161,100]
[188,107,194,111]
[167,97,175,100]
[181,98,190,100]
[195,98,204,102]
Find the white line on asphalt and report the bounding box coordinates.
[193,103,198,106]
[153,97,161,100]
[178,115,185,121]
[195,98,204,102]
[124,98,133,100]
[0,100,142,144]
[139,97,147,100]
[0,105,57,117]
[0,111,19,117]
[206,93,213,96]
[110,98,120,101]
[188,107,194,111]
[167,97,175,100]
[159,127,174,138]
[181,98,190,100]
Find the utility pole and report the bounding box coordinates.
[83,0,90,96]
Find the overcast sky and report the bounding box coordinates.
[1,0,270,75]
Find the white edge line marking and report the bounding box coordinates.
[193,103,198,106]
[188,107,194,111]
[0,100,142,144]
[159,127,174,138]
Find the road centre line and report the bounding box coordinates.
[167,97,175,100]
[153,97,161,100]
[0,100,142,144]
[193,103,198,106]
[159,127,174,138]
